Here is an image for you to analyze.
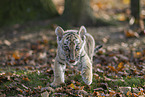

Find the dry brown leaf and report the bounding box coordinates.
[117,62,124,71]
[22,77,30,81]
[109,90,116,95]
[75,81,81,86]
[108,66,118,73]
[22,84,29,89]
[41,91,49,97]
[124,29,139,38]
[134,52,142,58]
[4,40,11,46]
[68,83,75,89]
[94,73,100,80]
[16,88,23,93]
[12,51,21,60]
[127,91,132,96]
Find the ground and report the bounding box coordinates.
[0,21,145,96]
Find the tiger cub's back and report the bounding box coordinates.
[84,33,95,61]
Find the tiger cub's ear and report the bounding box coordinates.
[78,26,87,40]
[55,26,64,41]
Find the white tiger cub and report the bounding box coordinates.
[51,26,95,86]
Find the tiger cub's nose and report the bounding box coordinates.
[69,60,75,63]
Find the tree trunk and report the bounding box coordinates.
[130,0,140,27]
[40,0,59,17]
[0,0,59,26]
[61,0,96,26]
[131,0,140,20]
[130,0,144,34]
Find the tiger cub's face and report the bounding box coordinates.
[55,26,87,65]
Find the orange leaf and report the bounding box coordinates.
[127,91,132,96]
[108,66,118,73]
[117,14,126,21]
[109,90,116,94]
[76,81,81,85]
[68,83,75,89]
[93,91,100,96]
[117,62,124,71]
[132,93,138,97]
[138,92,141,95]
[12,51,20,60]
[37,86,42,89]
[140,88,143,92]
[75,86,79,90]
[134,52,142,58]
[94,73,100,80]
[25,90,29,93]
[124,30,139,38]
[80,86,84,90]
[16,88,23,93]
[127,76,131,79]
[22,77,30,81]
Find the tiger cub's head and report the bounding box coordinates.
[55,26,87,65]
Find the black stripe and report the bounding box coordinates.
[63,32,77,37]
[85,65,90,69]
[58,52,65,61]
[81,54,86,58]
[58,61,65,65]
[59,56,65,61]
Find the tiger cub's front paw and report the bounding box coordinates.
[81,69,92,85]
[82,75,92,85]
[51,81,64,87]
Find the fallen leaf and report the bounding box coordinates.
[134,52,142,58]
[124,29,139,38]
[94,73,100,80]
[77,90,88,96]
[12,51,21,60]
[41,87,54,92]
[108,66,118,73]
[109,90,116,95]
[4,40,11,46]
[21,84,29,89]
[41,91,49,97]
[117,62,124,71]
[16,88,23,93]
[68,83,75,89]
[22,77,30,81]
[127,91,132,96]
[119,87,131,94]
[116,13,126,21]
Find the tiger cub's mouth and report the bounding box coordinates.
[69,60,75,63]
[67,60,78,66]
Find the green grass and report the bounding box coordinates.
[0,69,50,96]
[107,77,145,88]
[0,68,144,96]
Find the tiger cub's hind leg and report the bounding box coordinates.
[51,57,66,87]
[81,52,92,85]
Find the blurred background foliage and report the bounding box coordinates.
[0,0,144,27]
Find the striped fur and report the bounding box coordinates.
[51,26,95,86]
